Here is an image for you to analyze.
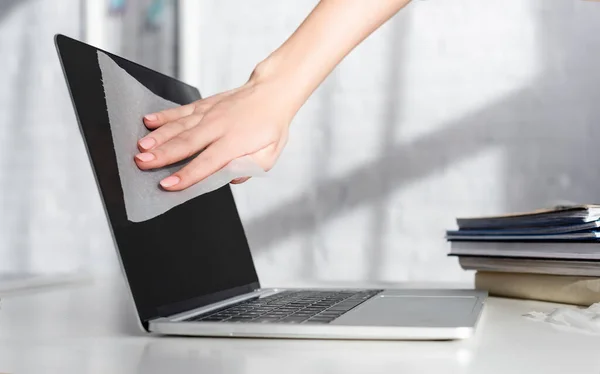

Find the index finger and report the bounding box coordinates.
[143,103,196,129]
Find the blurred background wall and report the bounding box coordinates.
[1,0,88,277]
[0,0,177,278]
[1,0,599,286]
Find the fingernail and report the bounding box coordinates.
[135,153,155,162]
[144,114,158,121]
[139,137,156,150]
[160,175,180,188]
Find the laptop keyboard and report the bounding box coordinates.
[187,289,382,325]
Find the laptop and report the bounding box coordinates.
[54,34,486,340]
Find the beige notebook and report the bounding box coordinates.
[460,256,600,277]
[475,271,600,306]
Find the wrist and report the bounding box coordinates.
[248,55,282,85]
[248,51,319,110]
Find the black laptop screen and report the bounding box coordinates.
[55,35,260,324]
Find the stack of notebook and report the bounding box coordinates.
[446,205,600,305]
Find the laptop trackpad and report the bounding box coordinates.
[332,295,478,327]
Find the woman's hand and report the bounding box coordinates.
[134,0,412,191]
[134,72,297,191]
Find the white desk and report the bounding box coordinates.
[1,277,599,374]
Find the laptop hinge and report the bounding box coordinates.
[149,282,261,321]
[152,288,281,323]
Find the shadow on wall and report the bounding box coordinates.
[242,1,600,279]
[0,0,24,22]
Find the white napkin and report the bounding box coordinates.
[98,51,264,222]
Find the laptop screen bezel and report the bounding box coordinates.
[54,34,261,328]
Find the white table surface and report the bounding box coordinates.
[1,276,600,374]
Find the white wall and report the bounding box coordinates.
[0,0,89,275]
[2,0,600,287]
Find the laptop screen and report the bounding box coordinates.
[55,35,260,324]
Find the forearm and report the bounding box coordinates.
[252,0,412,109]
